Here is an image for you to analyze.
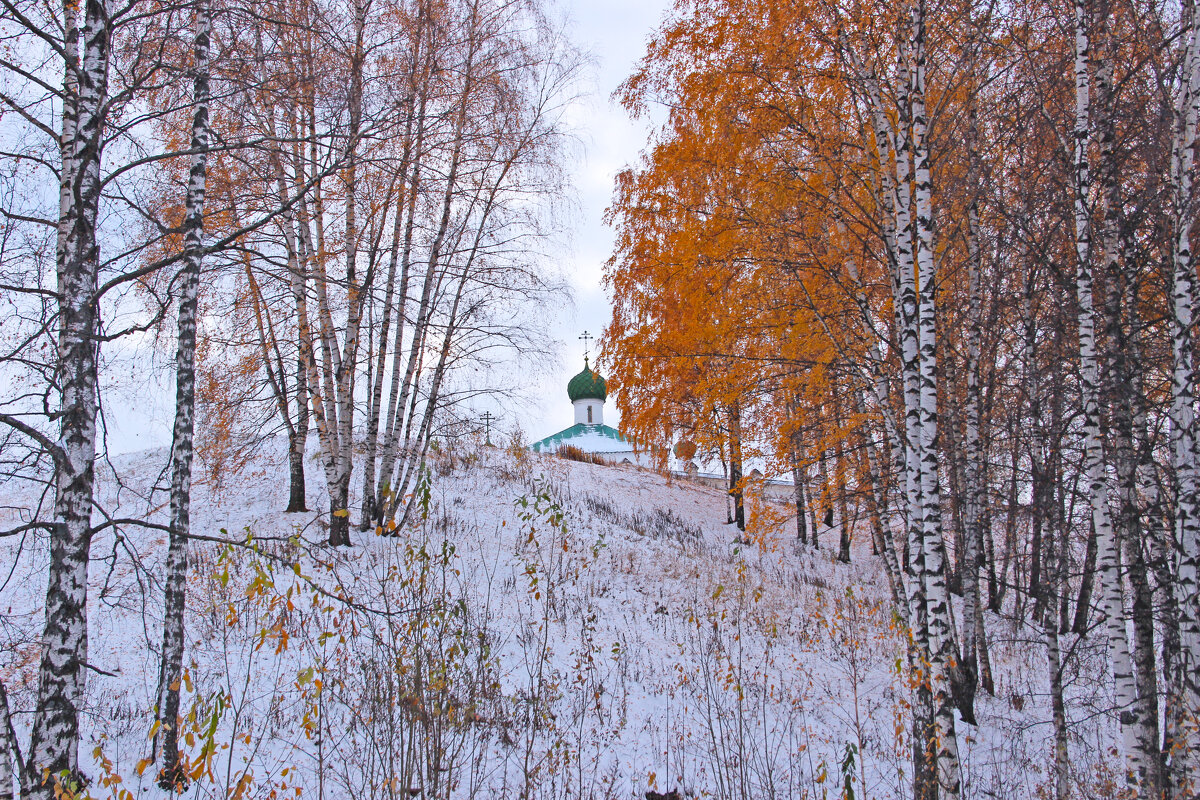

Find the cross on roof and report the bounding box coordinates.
[579,330,593,359]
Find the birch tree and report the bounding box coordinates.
[606,0,968,793]
[154,0,211,786]
[0,0,116,793]
[1071,2,1144,788]
[1169,0,1200,792]
[0,0,340,787]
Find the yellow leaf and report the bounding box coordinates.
[333,509,349,518]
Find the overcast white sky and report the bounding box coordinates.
[104,0,675,454]
[521,0,674,442]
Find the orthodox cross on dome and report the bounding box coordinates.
[578,330,593,363]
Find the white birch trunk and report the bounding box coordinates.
[841,19,959,795]
[1045,605,1071,800]
[379,24,478,523]
[1170,0,1200,791]
[791,450,808,544]
[1071,1,1142,786]
[960,102,985,721]
[324,0,368,547]
[155,1,210,786]
[892,45,926,638]
[360,8,433,530]
[375,100,435,525]
[262,123,309,513]
[840,77,911,615]
[1097,21,1162,786]
[55,1,79,292]
[292,143,347,541]
[890,27,940,800]
[26,2,110,795]
[0,679,16,800]
[908,4,960,795]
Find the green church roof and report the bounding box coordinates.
[567,358,607,402]
[530,423,629,453]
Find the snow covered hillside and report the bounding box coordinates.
[0,441,1119,799]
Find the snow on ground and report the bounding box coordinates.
[0,439,1119,799]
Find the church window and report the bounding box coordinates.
[587,405,593,423]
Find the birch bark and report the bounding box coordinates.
[155,0,211,786]
[286,0,372,546]
[1071,1,1142,787]
[835,437,852,563]
[27,0,111,794]
[360,124,417,529]
[377,18,476,524]
[889,23,940,800]
[1169,0,1200,790]
[840,11,961,793]
[266,121,311,513]
[908,4,960,794]
[1097,18,1162,784]
[324,0,369,547]
[844,20,937,796]
[791,459,807,544]
[958,101,985,726]
[1045,589,1071,800]
[0,680,16,800]
[363,10,433,529]
[729,403,746,533]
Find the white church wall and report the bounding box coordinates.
[573,398,604,426]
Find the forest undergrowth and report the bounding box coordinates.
[0,440,1123,799]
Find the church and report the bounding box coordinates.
[530,355,651,466]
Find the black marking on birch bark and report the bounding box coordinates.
[155,1,210,788]
[27,1,110,795]
[379,17,477,527]
[1168,0,1200,790]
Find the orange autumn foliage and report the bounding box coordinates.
[603,0,895,477]
[603,0,998,484]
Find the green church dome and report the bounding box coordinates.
[567,358,607,402]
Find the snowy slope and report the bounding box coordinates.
[0,440,1119,799]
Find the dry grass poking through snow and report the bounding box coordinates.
[0,441,1122,799]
